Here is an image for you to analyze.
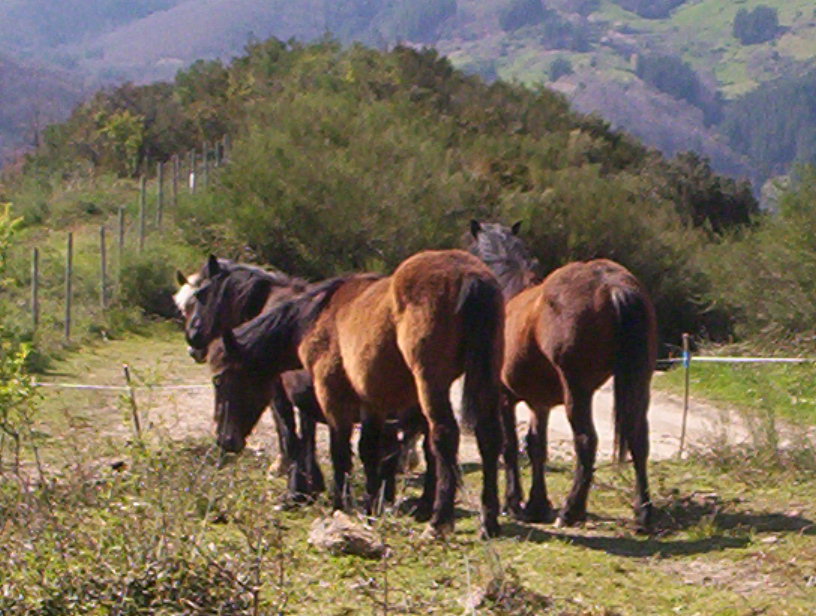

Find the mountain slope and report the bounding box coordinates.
[2,0,816,190]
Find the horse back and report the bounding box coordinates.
[504,259,655,398]
[390,250,501,381]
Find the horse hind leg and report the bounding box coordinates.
[558,386,597,527]
[629,414,652,532]
[328,422,354,511]
[415,380,460,538]
[359,411,386,515]
[522,404,555,523]
[500,392,524,519]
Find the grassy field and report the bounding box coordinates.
[2,330,816,614]
[659,360,816,425]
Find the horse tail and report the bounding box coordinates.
[457,275,504,432]
[611,285,656,463]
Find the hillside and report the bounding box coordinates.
[0,53,85,162]
[2,0,816,191]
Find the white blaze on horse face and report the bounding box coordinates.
[172,272,201,319]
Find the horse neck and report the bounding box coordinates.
[489,264,536,301]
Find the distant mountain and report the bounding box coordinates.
[0,53,85,162]
[2,0,816,192]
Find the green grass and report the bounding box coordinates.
[657,361,816,425]
[2,333,816,614]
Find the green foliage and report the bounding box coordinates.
[499,0,547,32]
[635,54,721,125]
[721,70,816,178]
[0,203,39,469]
[704,166,816,345]
[610,0,687,19]
[644,151,757,233]
[549,56,573,81]
[118,241,200,318]
[733,5,779,46]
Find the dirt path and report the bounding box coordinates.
[40,332,754,464]
[142,371,752,464]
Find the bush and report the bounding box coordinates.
[499,0,547,32]
[733,6,779,45]
[611,0,687,19]
[118,242,199,318]
[549,56,573,81]
[703,166,816,347]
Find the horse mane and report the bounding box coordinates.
[199,258,308,290]
[467,222,539,299]
[228,274,382,367]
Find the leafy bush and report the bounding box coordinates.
[733,6,779,45]
[118,241,199,318]
[0,204,39,470]
[549,56,573,81]
[703,166,816,346]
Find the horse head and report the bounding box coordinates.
[468,220,539,299]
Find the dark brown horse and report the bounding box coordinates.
[174,256,325,496]
[209,250,505,537]
[469,221,657,530]
[177,256,423,502]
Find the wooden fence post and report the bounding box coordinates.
[123,364,142,439]
[172,154,179,210]
[188,149,196,195]
[156,160,164,228]
[100,225,108,310]
[678,333,691,458]
[202,141,210,189]
[31,247,39,332]
[139,175,146,252]
[223,134,231,164]
[65,232,73,341]
[118,206,125,278]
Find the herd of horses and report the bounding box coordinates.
[172,221,657,538]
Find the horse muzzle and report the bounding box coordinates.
[188,346,208,363]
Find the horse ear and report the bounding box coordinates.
[511,221,522,235]
[206,254,221,278]
[470,219,482,238]
[175,269,187,287]
[222,328,242,359]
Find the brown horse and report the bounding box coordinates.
[469,221,657,530]
[210,250,505,537]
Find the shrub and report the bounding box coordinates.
[733,6,779,45]
[549,56,573,81]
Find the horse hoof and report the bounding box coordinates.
[411,500,433,522]
[480,518,501,539]
[522,500,555,524]
[268,456,292,478]
[635,503,654,534]
[502,498,525,520]
[555,509,586,528]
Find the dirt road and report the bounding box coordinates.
[143,372,753,463]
